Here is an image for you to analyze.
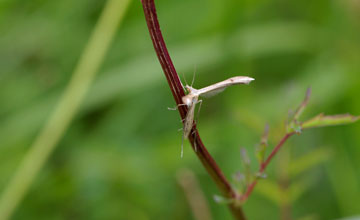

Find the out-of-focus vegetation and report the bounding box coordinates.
[0,0,359,219]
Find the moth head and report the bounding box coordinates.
[184,85,192,93]
[182,85,196,106]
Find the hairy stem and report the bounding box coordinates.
[141,0,246,219]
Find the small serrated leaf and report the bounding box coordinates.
[302,113,359,129]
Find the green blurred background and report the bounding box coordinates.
[1,0,360,219]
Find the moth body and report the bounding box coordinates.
[179,75,255,157]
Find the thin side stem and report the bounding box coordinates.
[241,132,294,201]
[140,0,246,219]
[260,133,294,172]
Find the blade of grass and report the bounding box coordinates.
[0,0,131,219]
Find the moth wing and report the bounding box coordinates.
[201,87,227,98]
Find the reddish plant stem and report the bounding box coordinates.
[260,132,294,172]
[141,0,246,219]
[241,132,295,201]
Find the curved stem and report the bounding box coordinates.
[141,0,246,219]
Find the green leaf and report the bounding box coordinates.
[289,180,311,202]
[254,179,282,205]
[302,113,360,129]
[256,179,312,205]
[286,88,359,133]
[289,148,331,178]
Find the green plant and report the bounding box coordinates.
[140,0,359,219]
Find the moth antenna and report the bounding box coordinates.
[182,71,188,85]
[180,71,188,92]
[191,65,197,87]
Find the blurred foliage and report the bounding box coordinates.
[0,0,360,219]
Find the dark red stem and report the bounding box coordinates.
[241,132,294,201]
[140,0,246,219]
[260,132,294,172]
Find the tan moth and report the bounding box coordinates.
[180,76,255,157]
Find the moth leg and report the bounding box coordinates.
[191,65,196,87]
[168,106,178,111]
[168,103,186,111]
[181,133,185,158]
[190,99,202,152]
[194,99,203,126]
[181,72,188,90]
